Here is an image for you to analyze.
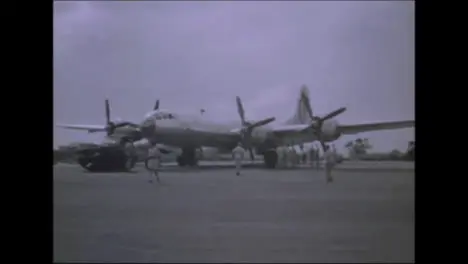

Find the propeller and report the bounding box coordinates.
[89,99,143,136]
[104,99,117,136]
[235,96,276,161]
[300,92,346,151]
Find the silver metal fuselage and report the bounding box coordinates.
[138,110,329,150]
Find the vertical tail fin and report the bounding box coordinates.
[285,85,311,125]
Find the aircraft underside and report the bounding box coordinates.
[176,148,198,167]
[176,137,279,169]
[175,147,278,168]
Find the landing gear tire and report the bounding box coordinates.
[177,156,186,167]
[187,157,198,167]
[177,148,198,167]
[263,150,278,169]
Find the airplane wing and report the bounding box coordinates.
[56,124,106,133]
[338,120,415,135]
[266,120,414,140]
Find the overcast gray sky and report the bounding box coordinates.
[53,1,414,152]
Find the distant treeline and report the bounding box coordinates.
[351,153,413,161]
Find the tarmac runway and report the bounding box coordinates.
[54,161,415,263]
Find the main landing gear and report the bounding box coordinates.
[176,148,198,167]
[263,149,278,169]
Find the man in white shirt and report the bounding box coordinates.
[331,144,337,155]
[145,141,162,184]
[232,142,245,176]
[323,144,336,183]
[315,144,321,169]
[281,146,289,168]
[309,146,315,168]
[288,145,297,168]
[299,144,306,165]
[293,146,300,167]
[297,145,303,165]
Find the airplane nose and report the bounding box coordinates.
[140,118,156,137]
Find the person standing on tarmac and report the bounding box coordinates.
[331,144,337,155]
[299,144,306,164]
[297,144,303,165]
[315,144,321,169]
[232,142,245,176]
[289,145,297,168]
[285,145,291,168]
[281,146,289,168]
[276,146,284,168]
[293,146,300,166]
[145,141,162,184]
[323,144,336,183]
[309,146,315,168]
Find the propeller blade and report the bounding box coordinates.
[154,100,160,110]
[236,96,246,125]
[249,117,275,129]
[320,107,346,122]
[249,148,255,161]
[105,99,111,124]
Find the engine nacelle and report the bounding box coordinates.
[198,147,220,160]
[321,120,341,141]
[251,128,270,143]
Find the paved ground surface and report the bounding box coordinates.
[54,161,414,263]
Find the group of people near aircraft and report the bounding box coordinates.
[276,143,330,169]
[145,140,339,184]
[265,143,338,183]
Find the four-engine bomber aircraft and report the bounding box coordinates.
[57,85,415,169]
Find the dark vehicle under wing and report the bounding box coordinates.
[76,144,137,172]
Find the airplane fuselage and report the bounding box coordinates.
[142,110,340,150]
